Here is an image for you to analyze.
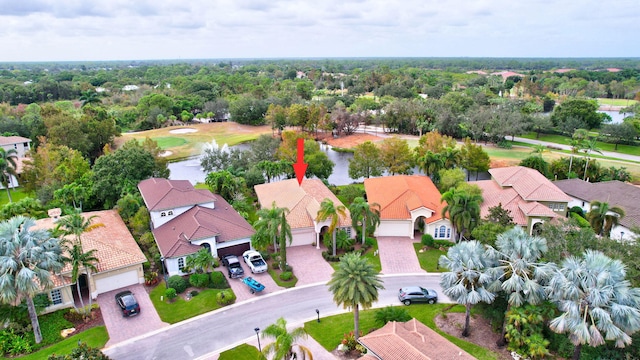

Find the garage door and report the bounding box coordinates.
[95,270,139,294]
[217,242,250,258]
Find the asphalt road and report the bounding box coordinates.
[103,273,450,360]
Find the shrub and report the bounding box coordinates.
[209,271,229,289]
[364,237,376,248]
[321,251,340,262]
[336,230,354,250]
[190,290,199,297]
[189,273,210,288]
[434,239,454,248]
[374,306,412,327]
[279,271,293,281]
[421,234,435,247]
[260,251,271,261]
[216,290,236,306]
[167,275,188,294]
[341,331,363,351]
[0,329,33,356]
[165,288,177,301]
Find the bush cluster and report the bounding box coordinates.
[216,290,236,306]
[279,271,293,281]
[209,271,229,289]
[421,234,435,247]
[189,273,210,288]
[167,275,188,294]
[321,251,340,262]
[164,287,177,301]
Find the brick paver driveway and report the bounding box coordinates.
[97,283,168,347]
[225,261,284,302]
[286,245,334,286]
[377,236,425,274]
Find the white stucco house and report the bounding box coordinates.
[138,178,255,277]
[364,175,453,240]
[554,179,639,241]
[254,178,354,249]
[0,135,32,188]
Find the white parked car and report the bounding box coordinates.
[242,250,268,273]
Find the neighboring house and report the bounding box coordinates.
[471,166,571,234]
[254,178,354,249]
[553,179,640,241]
[363,175,452,240]
[0,135,31,188]
[34,210,147,313]
[357,319,475,360]
[138,178,255,277]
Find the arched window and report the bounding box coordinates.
[439,226,446,238]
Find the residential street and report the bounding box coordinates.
[103,274,450,360]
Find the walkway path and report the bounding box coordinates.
[377,236,425,274]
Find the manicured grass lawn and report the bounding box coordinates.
[150,282,225,324]
[520,132,640,157]
[0,188,34,207]
[218,343,261,360]
[597,98,638,107]
[17,326,108,360]
[328,244,382,273]
[413,243,447,273]
[117,122,272,160]
[267,267,298,288]
[304,304,499,360]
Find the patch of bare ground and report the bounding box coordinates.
[319,133,385,149]
[435,312,512,360]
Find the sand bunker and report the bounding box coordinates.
[169,128,198,134]
[159,151,173,157]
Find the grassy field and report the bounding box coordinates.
[149,282,226,324]
[304,304,499,360]
[218,344,261,360]
[0,187,33,206]
[520,132,640,157]
[414,243,447,273]
[597,98,638,107]
[116,122,272,160]
[17,326,108,360]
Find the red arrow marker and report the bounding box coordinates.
[292,138,308,186]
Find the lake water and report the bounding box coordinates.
[599,110,633,124]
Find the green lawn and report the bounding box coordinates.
[150,282,226,324]
[267,267,298,288]
[597,98,638,107]
[0,188,34,207]
[304,304,499,360]
[520,132,640,157]
[413,243,447,273]
[329,244,382,273]
[218,343,262,360]
[17,326,108,360]
[143,136,188,149]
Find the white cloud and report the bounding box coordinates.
[0,0,637,61]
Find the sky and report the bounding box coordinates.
[0,0,638,62]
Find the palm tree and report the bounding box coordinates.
[61,240,98,313]
[55,212,103,244]
[567,138,583,178]
[0,216,64,344]
[439,240,496,337]
[79,90,101,107]
[348,197,380,245]
[530,144,547,157]
[441,188,483,242]
[586,201,625,237]
[417,151,444,178]
[486,227,556,346]
[185,248,215,273]
[547,250,640,360]
[581,138,602,181]
[0,147,18,203]
[261,317,313,360]
[253,202,287,252]
[316,199,347,256]
[328,253,384,341]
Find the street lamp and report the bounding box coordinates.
[254,327,261,352]
[316,309,320,323]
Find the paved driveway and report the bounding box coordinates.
[225,261,284,302]
[286,245,334,286]
[377,236,425,274]
[97,283,168,347]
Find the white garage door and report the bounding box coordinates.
[95,270,139,294]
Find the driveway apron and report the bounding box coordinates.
[377,236,425,274]
[97,283,168,347]
[285,245,334,286]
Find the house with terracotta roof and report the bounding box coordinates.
[553,179,640,241]
[357,319,475,360]
[471,166,571,234]
[363,175,452,240]
[254,178,353,248]
[33,210,147,313]
[138,178,255,276]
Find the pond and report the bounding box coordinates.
[599,110,634,124]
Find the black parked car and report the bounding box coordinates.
[115,290,140,317]
[221,254,245,279]
[398,286,438,305]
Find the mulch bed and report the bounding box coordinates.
[67,308,105,336]
[434,312,512,360]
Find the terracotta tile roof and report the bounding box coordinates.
[138,178,216,211]
[364,175,446,223]
[34,210,147,275]
[254,179,351,230]
[472,179,557,227]
[358,319,475,360]
[153,195,255,258]
[490,166,571,202]
[0,135,31,146]
[554,179,640,229]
